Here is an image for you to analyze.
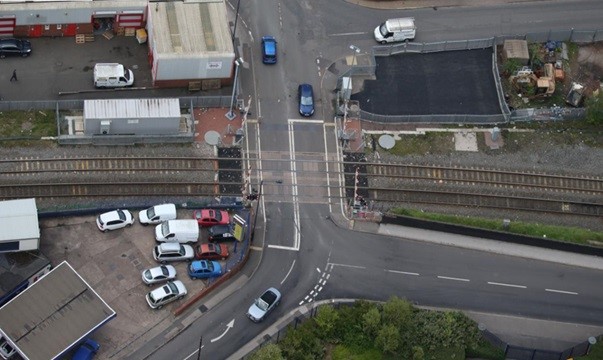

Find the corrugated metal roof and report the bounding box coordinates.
[0,199,39,243]
[149,0,233,56]
[84,98,181,120]
[0,262,115,360]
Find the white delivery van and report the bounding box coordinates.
[93,63,134,88]
[139,203,177,225]
[374,18,416,44]
[155,219,199,243]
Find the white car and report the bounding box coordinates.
[247,287,281,322]
[141,265,177,286]
[96,209,134,232]
[146,280,187,309]
[139,203,177,225]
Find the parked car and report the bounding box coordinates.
[0,38,32,58]
[261,36,277,64]
[187,260,222,279]
[96,209,134,232]
[153,243,195,264]
[155,219,199,243]
[145,280,187,309]
[138,203,177,225]
[207,224,236,242]
[193,209,230,227]
[72,339,100,360]
[298,84,315,117]
[195,243,229,260]
[141,265,177,286]
[247,287,281,322]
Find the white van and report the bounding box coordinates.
[155,220,199,243]
[93,63,134,88]
[139,204,177,225]
[374,18,416,44]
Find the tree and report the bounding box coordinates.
[382,296,413,329]
[412,346,425,360]
[362,307,381,337]
[249,343,284,360]
[314,305,339,340]
[375,323,399,354]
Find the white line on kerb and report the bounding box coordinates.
[545,288,578,295]
[387,270,420,276]
[437,276,470,282]
[487,281,527,289]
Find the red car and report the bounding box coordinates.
[193,209,230,227]
[195,243,229,260]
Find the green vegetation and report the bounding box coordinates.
[248,297,497,360]
[0,110,56,146]
[585,90,603,126]
[578,339,603,359]
[382,132,454,157]
[391,208,603,245]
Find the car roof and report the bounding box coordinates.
[158,242,181,251]
[299,83,313,94]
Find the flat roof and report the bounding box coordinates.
[0,261,116,360]
[149,0,233,56]
[0,199,39,243]
[0,251,50,300]
[84,98,181,120]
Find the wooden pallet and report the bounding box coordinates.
[75,34,85,44]
[102,31,114,40]
[124,28,136,37]
[85,34,94,42]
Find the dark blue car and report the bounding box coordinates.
[261,36,277,64]
[298,84,315,117]
[72,339,100,360]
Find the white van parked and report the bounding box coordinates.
[374,18,416,44]
[139,204,177,225]
[94,63,134,88]
[155,220,199,243]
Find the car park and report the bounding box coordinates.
[195,243,229,260]
[0,38,32,58]
[247,287,281,322]
[138,203,177,225]
[193,209,230,227]
[153,243,195,263]
[298,84,315,117]
[96,209,134,232]
[261,36,277,64]
[72,338,100,360]
[141,265,177,286]
[207,224,236,242]
[145,280,187,309]
[187,260,222,279]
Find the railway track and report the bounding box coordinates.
[0,156,601,217]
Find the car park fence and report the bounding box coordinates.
[352,28,603,124]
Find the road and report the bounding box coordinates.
[132,0,603,358]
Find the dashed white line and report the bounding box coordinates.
[546,288,578,295]
[437,276,470,282]
[318,286,322,292]
[325,274,331,280]
[310,290,315,296]
[329,263,366,269]
[387,270,420,276]
[316,267,321,273]
[487,281,527,289]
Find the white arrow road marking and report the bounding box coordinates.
[210,319,235,343]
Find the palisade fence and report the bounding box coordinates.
[355,28,602,124]
[238,299,600,360]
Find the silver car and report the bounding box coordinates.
[142,265,177,286]
[247,287,281,322]
[145,280,187,309]
[153,243,195,264]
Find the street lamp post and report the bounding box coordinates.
[232,0,242,43]
[226,57,244,120]
[349,44,360,68]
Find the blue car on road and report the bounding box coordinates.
[188,260,222,279]
[261,36,277,64]
[298,84,315,117]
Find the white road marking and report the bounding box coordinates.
[318,286,322,292]
[437,276,470,282]
[281,260,296,285]
[329,263,366,269]
[184,346,204,360]
[289,119,324,123]
[316,267,321,273]
[210,319,235,343]
[329,32,369,36]
[387,270,420,276]
[545,288,578,295]
[267,244,299,251]
[487,281,527,289]
[310,290,315,295]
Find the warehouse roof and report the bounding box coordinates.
[84,98,181,120]
[0,199,39,244]
[0,251,50,303]
[0,261,116,360]
[149,0,234,56]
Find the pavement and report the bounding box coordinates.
[344,0,550,10]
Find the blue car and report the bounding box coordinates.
[72,339,100,360]
[261,36,277,64]
[188,260,222,279]
[298,84,315,117]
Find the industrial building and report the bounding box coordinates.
[0,199,40,254]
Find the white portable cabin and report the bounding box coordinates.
[0,199,39,254]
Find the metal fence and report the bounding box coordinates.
[352,28,603,124]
